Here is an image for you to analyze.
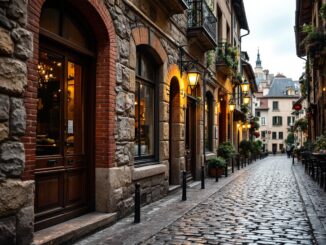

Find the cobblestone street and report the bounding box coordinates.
[75,156,324,245]
[144,156,314,244]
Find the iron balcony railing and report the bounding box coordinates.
[187,0,217,43]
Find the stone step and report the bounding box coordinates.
[168,184,180,194]
[33,212,117,245]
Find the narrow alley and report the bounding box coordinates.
[73,156,326,245]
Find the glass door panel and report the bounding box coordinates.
[36,51,64,156]
[66,61,83,155]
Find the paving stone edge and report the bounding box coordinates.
[292,164,326,245]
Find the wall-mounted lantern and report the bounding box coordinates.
[241,79,250,93]
[229,97,235,112]
[178,47,201,91]
[243,93,250,105]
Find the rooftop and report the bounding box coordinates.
[266,77,300,98]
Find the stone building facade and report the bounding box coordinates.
[0,0,34,244]
[295,0,326,141]
[0,0,256,243]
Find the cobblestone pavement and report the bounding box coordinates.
[293,162,326,244]
[144,156,315,245]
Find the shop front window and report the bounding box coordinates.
[134,47,158,161]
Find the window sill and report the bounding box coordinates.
[132,164,166,180]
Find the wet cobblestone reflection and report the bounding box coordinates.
[144,157,315,245]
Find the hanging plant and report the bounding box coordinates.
[293,118,308,131]
[301,23,325,54]
[240,104,248,114]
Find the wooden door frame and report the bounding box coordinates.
[34,35,96,231]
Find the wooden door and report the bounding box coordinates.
[185,98,196,179]
[34,48,92,231]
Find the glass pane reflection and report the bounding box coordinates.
[135,82,154,157]
[36,51,63,156]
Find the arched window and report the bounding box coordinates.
[205,92,214,152]
[134,46,158,161]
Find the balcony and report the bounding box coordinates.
[216,42,238,77]
[163,0,188,14]
[187,0,217,51]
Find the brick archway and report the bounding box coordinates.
[23,0,117,180]
[131,27,168,64]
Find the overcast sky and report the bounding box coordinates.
[241,0,305,81]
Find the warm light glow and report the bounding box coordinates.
[242,124,246,129]
[323,87,326,92]
[241,79,250,93]
[187,70,200,90]
[243,94,250,105]
[228,97,235,112]
[237,122,241,128]
[246,122,251,128]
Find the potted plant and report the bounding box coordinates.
[217,141,235,161]
[239,140,252,157]
[207,156,226,177]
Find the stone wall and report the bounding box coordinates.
[0,0,34,244]
[104,0,191,215]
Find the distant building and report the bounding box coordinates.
[253,52,300,152]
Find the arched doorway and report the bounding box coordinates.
[34,1,96,230]
[169,78,181,184]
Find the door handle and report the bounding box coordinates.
[47,159,57,166]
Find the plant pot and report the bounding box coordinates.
[209,167,224,177]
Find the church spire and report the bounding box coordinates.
[256,48,262,68]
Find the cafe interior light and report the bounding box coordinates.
[241,79,250,93]
[246,122,251,128]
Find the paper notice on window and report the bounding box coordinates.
[68,120,73,134]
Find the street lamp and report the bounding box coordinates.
[241,79,250,93]
[243,93,250,105]
[187,69,200,90]
[229,97,235,112]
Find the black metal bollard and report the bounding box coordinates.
[134,183,140,223]
[201,165,205,189]
[292,152,295,165]
[225,164,228,177]
[215,167,218,182]
[231,158,234,173]
[182,170,187,201]
[237,157,240,170]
